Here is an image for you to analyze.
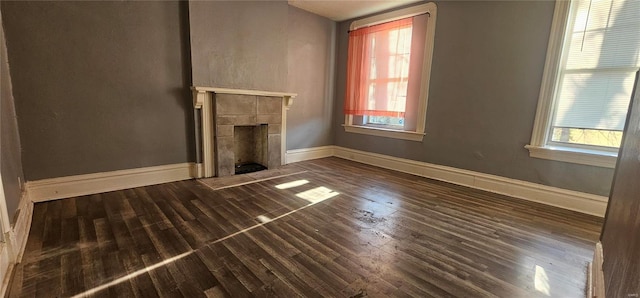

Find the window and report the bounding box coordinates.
[527,0,640,167]
[343,3,437,142]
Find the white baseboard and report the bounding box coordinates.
[590,242,605,298]
[0,242,13,298]
[327,146,607,217]
[27,163,195,202]
[26,147,609,213]
[11,192,33,262]
[285,146,335,164]
[1,190,32,298]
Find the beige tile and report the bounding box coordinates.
[217,125,234,137]
[216,136,235,177]
[217,115,257,126]
[257,96,282,115]
[268,124,281,134]
[216,94,256,115]
[268,134,282,169]
[257,114,282,124]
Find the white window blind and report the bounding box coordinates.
[551,0,640,132]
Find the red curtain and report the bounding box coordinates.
[344,18,413,117]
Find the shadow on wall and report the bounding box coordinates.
[177,1,196,161]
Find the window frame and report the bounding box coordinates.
[343,2,437,142]
[526,0,636,168]
[0,176,9,243]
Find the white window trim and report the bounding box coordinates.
[527,0,618,168]
[0,174,10,243]
[343,2,436,142]
[342,123,425,141]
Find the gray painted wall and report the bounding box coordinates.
[333,1,614,196]
[189,2,335,150]
[287,7,335,149]
[1,1,194,180]
[1,10,24,221]
[189,1,288,92]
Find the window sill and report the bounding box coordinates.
[525,145,618,168]
[343,124,425,141]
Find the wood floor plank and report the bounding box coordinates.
[60,250,85,297]
[208,262,252,297]
[141,254,183,298]
[9,157,602,297]
[220,236,280,286]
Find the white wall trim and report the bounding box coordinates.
[26,163,195,202]
[333,146,608,217]
[285,146,336,164]
[525,145,617,168]
[529,0,572,148]
[192,86,297,99]
[0,242,12,298]
[342,124,425,141]
[0,172,13,298]
[1,190,32,298]
[11,192,33,262]
[590,242,606,298]
[287,145,608,217]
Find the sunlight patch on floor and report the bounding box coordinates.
[256,215,272,223]
[534,265,551,296]
[275,179,309,189]
[296,186,340,204]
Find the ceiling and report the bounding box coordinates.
[288,0,422,22]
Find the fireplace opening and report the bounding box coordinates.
[234,124,268,175]
[235,163,267,175]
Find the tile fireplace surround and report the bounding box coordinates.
[192,87,297,178]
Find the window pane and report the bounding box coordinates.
[385,81,407,112]
[365,23,413,118]
[367,116,405,127]
[552,71,636,131]
[550,127,623,148]
[566,0,640,70]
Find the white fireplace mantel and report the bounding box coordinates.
[191,86,298,178]
[192,86,297,110]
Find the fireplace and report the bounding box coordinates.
[233,125,268,174]
[192,87,297,178]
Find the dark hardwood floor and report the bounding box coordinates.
[6,157,603,297]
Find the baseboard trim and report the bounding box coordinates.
[1,190,32,298]
[27,147,609,213]
[325,146,607,217]
[11,191,33,262]
[0,243,12,298]
[26,163,195,202]
[285,146,335,164]
[590,242,605,298]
